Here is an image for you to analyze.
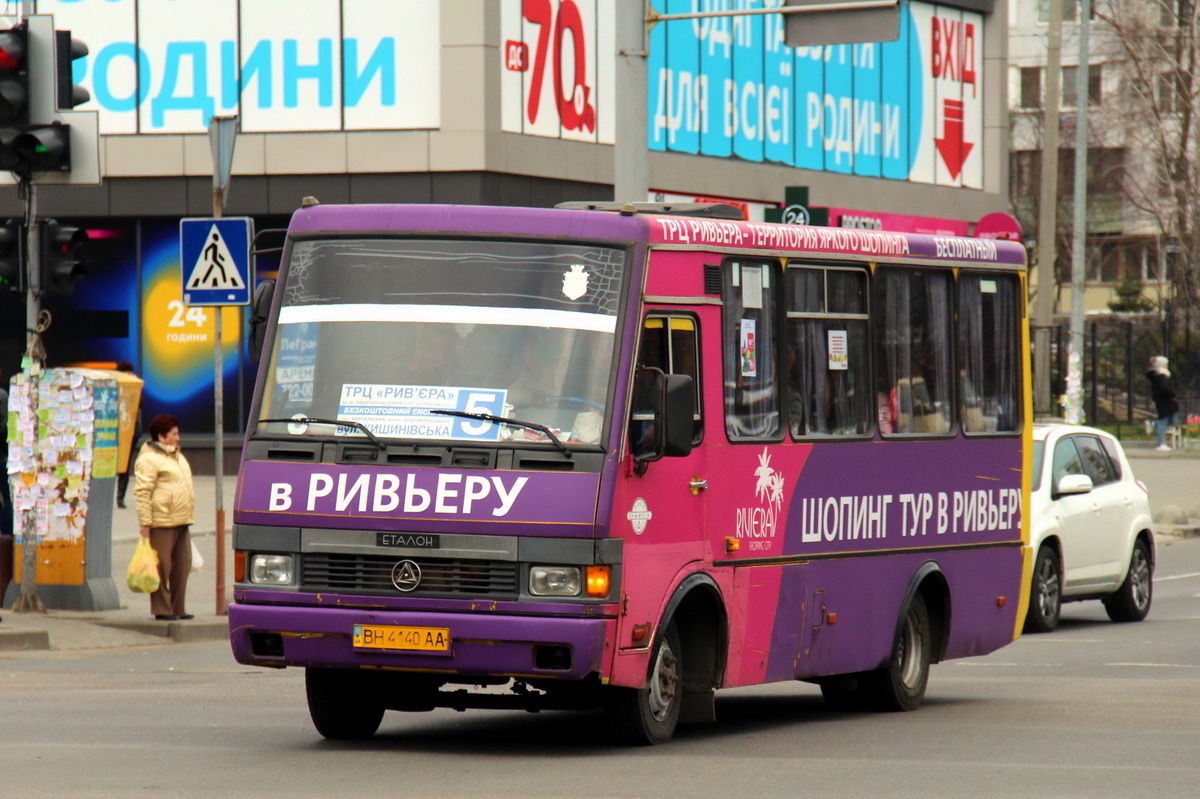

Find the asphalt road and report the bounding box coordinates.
[2,530,1198,799]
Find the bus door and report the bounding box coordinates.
[614,313,708,665]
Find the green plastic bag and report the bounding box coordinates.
[127,537,161,593]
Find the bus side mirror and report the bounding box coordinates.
[662,374,695,457]
[631,369,694,474]
[248,279,275,364]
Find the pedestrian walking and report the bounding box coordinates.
[133,413,196,620]
[114,361,143,509]
[1147,355,1180,452]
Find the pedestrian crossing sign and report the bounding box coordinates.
[180,217,253,306]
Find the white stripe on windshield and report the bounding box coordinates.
[279,304,617,333]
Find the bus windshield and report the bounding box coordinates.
[257,238,627,446]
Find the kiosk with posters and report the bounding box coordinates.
[3,368,138,611]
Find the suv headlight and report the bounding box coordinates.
[249,554,294,585]
[529,565,582,596]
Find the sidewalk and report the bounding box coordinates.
[0,476,237,652]
[3,453,1198,653]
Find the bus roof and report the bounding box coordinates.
[287,203,1026,268]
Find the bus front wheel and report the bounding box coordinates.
[606,621,682,745]
[305,667,385,740]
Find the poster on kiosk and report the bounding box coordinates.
[3,368,139,610]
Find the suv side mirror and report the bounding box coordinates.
[630,368,695,473]
[247,279,275,364]
[1055,473,1094,497]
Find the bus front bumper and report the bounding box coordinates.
[228,601,613,681]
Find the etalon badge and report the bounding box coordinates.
[391,560,422,592]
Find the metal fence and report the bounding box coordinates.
[1038,315,1200,428]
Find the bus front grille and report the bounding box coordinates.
[301,553,518,598]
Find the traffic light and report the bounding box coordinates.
[55,29,88,110]
[0,218,23,292]
[13,121,70,172]
[0,22,29,126]
[39,218,87,294]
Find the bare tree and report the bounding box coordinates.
[1095,0,1200,317]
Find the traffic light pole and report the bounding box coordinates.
[13,178,45,614]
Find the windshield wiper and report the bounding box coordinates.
[258,416,387,451]
[429,410,572,458]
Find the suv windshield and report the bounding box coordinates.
[257,238,626,447]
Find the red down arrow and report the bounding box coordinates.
[935,98,974,180]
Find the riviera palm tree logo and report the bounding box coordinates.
[739,448,784,550]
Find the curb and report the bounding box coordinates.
[0,628,51,651]
[1156,524,1200,539]
[91,619,229,643]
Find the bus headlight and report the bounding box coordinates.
[249,554,294,585]
[529,566,582,597]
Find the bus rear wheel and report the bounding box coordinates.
[606,621,682,745]
[863,592,932,712]
[305,667,385,740]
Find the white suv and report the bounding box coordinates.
[1026,424,1155,632]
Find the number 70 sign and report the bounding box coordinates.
[500,0,614,145]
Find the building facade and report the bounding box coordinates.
[1,0,1012,437]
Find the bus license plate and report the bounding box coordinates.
[353,624,451,652]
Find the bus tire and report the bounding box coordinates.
[606,621,682,745]
[863,592,932,712]
[305,667,385,740]
[1103,538,1153,623]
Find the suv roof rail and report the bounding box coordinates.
[555,201,745,220]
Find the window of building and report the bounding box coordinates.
[1020,67,1042,109]
[1056,148,1125,195]
[1062,64,1102,107]
[1011,150,1040,195]
[1038,0,1079,23]
[1160,0,1195,27]
[1158,70,1188,113]
[638,314,703,443]
[784,265,873,438]
[874,267,953,436]
[957,272,1021,434]
[722,260,781,440]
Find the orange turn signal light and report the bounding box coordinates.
[996,595,1007,607]
[234,551,246,582]
[586,565,611,597]
[827,612,838,625]
[725,537,740,553]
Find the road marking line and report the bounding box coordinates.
[1105,662,1195,668]
[1157,571,1200,581]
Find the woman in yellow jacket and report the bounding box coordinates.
[134,414,196,621]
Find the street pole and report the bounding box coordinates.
[13,181,44,614]
[1065,0,1092,425]
[613,0,649,203]
[211,187,226,616]
[1033,0,1065,417]
[207,115,238,616]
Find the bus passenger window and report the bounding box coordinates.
[874,267,953,436]
[957,272,1021,433]
[785,265,872,437]
[721,261,781,440]
[637,315,703,443]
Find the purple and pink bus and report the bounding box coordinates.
[229,201,1031,744]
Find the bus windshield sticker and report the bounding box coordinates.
[337,384,508,442]
[742,267,763,309]
[827,330,848,370]
[561,264,589,300]
[740,320,757,377]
